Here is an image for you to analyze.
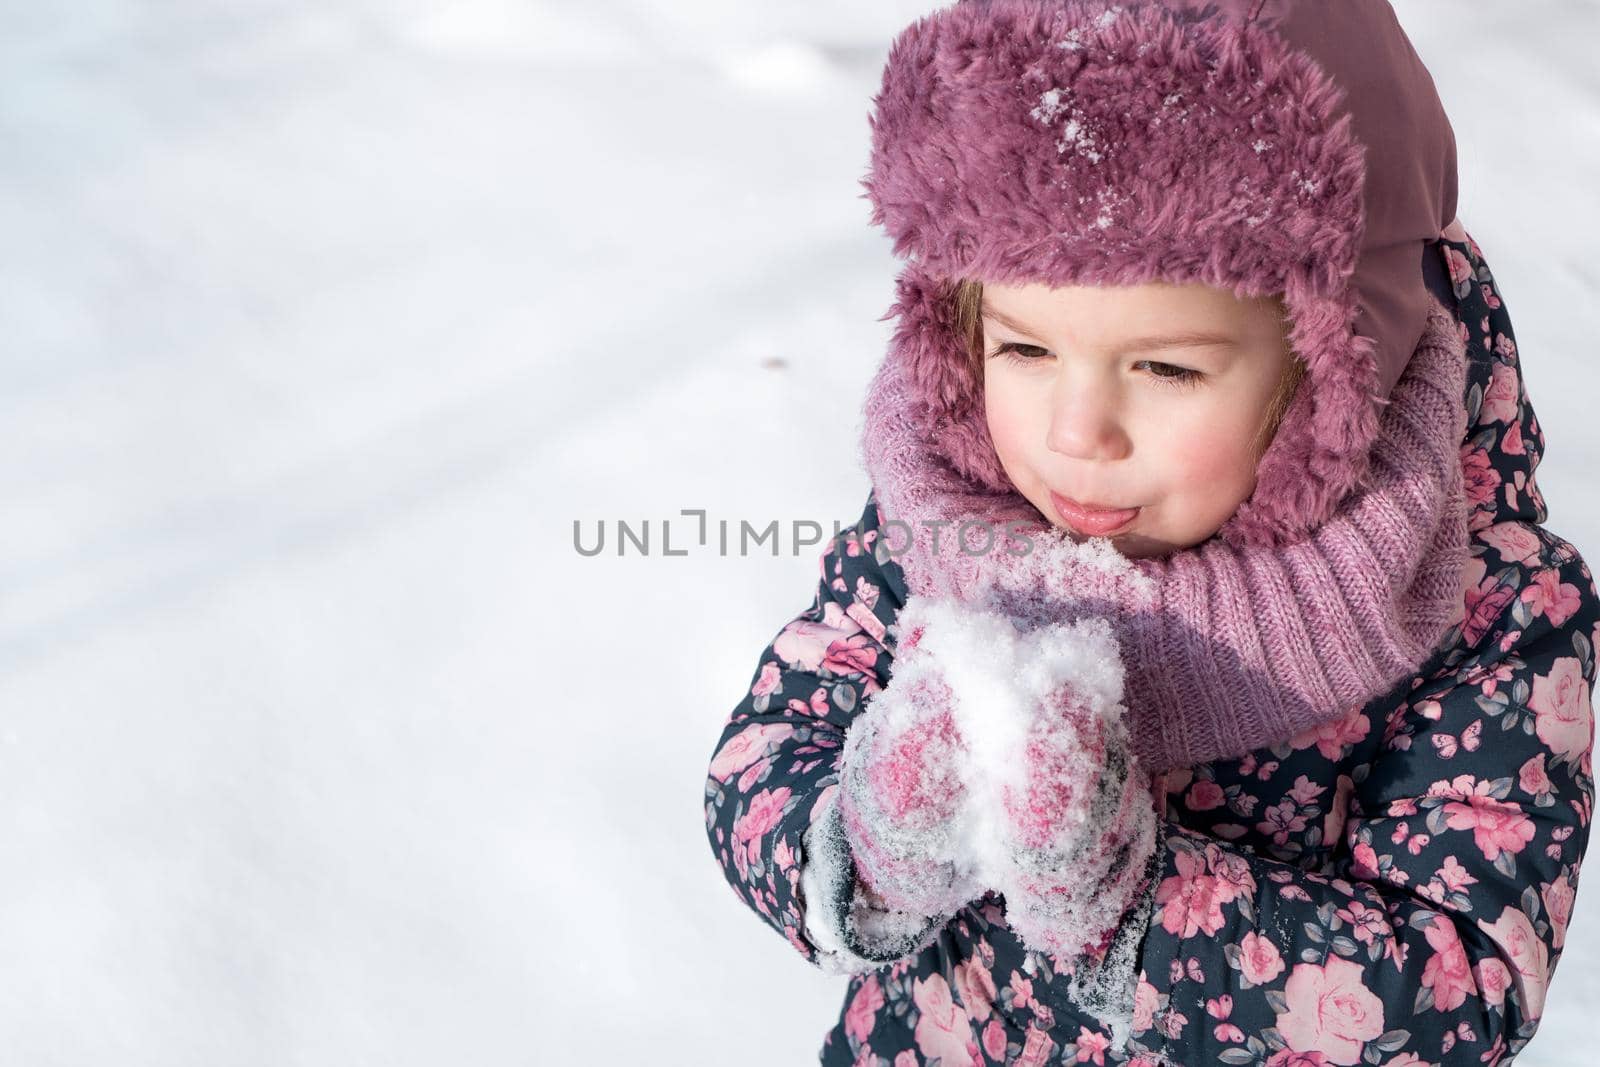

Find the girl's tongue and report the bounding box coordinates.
[1049,492,1141,536]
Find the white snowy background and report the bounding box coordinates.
[1,1,1596,1063]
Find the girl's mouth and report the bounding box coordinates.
[1049,492,1141,536]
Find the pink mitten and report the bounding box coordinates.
[835,598,984,918]
[990,620,1160,961]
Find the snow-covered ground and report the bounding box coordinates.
[1,1,1596,1063]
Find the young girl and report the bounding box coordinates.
[703,2,1598,1063]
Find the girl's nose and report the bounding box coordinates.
[1044,383,1133,462]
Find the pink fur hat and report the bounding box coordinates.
[859,0,1460,548]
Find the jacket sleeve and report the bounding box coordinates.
[703,492,908,968]
[1126,531,1599,1067]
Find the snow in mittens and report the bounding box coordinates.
[885,595,1128,881]
[858,592,1158,1047]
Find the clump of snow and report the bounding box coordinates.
[976,523,1157,630]
[1054,4,1123,49]
[1031,87,1070,123]
[1094,7,1125,29]
[1087,187,1127,228]
[1030,87,1106,164]
[891,597,1129,888]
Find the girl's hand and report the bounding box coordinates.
[992,668,1160,961]
[835,594,1158,958]
[835,600,984,918]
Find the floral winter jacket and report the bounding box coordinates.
[702,234,1599,1066]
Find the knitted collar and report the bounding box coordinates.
[859,270,1472,774]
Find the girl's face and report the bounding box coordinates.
[980,280,1297,559]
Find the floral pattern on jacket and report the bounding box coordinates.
[702,234,1598,1066]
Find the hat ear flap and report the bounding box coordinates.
[1219,277,1382,549]
[884,265,1015,494]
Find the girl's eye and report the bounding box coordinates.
[1136,360,1203,388]
[988,343,1203,388]
[991,342,1051,364]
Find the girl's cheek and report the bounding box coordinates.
[984,386,1038,465]
[1170,415,1263,489]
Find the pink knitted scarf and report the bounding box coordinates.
[859,297,1471,773]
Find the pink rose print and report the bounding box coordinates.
[1239,931,1286,985]
[1460,447,1502,531]
[1383,1057,1439,1067]
[1530,656,1593,763]
[1480,362,1521,425]
[1441,780,1535,861]
[845,977,885,1044]
[1479,522,1542,565]
[1473,957,1512,1009]
[1275,956,1385,1065]
[1075,1027,1111,1066]
[1501,419,1525,456]
[952,957,997,1022]
[1541,875,1575,950]
[1132,974,1159,1032]
[1460,555,1516,645]
[1478,905,1550,1020]
[1439,855,1478,893]
[1420,918,1477,1012]
[1336,901,1388,947]
[1156,848,1226,938]
[736,755,774,794]
[1291,711,1370,760]
[820,633,881,680]
[751,661,782,698]
[731,786,792,870]
[1350,842,1380,880]
[1418,854,1480,908]
[1206,844,1257,904]
[1186,779,1225,811]
[1518,753,1553,797]
[709,723,793,783]
[1258,797,1311,846]
[1015,1025,1053,1067]
[912,974,977,1065]
[980,1019,1007,1060]
[1522,568,1583,628]
[853,575,880,611]
[1008,969,1034,1010]
[773,615,862,672]
[1265,1052,1332,1066]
